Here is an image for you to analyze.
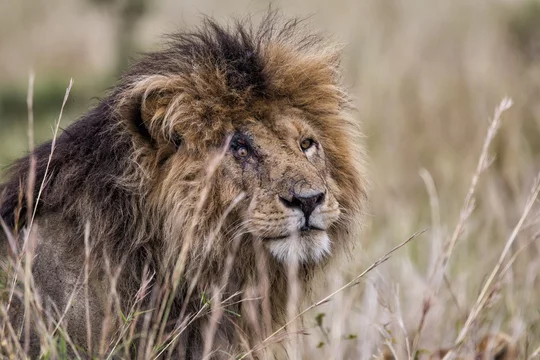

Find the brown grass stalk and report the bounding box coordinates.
[442,173,540,359]
[412,97,514,355]
[239,229,425,359]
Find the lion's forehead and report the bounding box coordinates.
[174,105,324,151]
[241,115,309,142]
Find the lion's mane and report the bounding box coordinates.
[0,13,367,358]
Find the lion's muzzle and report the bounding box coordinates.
[278,191,325,231]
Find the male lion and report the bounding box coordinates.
[0,13,366,359]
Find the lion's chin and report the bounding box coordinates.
[263,231,331,264]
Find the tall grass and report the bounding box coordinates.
[1,0,540,358]
[0,78,421,358]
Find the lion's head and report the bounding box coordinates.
[117,15,367,268]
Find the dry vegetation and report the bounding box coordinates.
[1,0,540,359]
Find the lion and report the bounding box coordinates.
[0,13,366,359]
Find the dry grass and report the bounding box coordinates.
[2,0,540,358]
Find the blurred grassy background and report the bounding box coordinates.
[2,0,540,357]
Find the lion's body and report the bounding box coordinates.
[0,14,366,359]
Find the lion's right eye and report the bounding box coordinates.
[236,147,249,157]
[231,132,252,158]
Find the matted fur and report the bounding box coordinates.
[0,13,367,359]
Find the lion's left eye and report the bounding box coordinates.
[300,139,314,151]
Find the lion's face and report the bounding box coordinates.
[125,23,367,270]
[220,111,341,264]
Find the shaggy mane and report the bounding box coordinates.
[0,12,365,358]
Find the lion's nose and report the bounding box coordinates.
[279,192,325,220]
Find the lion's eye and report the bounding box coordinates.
[236,147,249,157]
[300,139,314,151]
[231,132,253,158]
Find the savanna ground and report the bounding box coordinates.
[1,0,540,358]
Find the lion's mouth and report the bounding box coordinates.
[300,224,324,232]
[262,227,325,241]
[262,235,290,241]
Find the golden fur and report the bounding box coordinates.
[0,13,366,358]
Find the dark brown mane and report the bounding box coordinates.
[0,12,366,359]
[0,12,330,250]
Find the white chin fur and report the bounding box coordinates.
[265,232,331,264]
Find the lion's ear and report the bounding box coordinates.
[131,97,156,146]
[127,90,182,150]
[121,75,183,150]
